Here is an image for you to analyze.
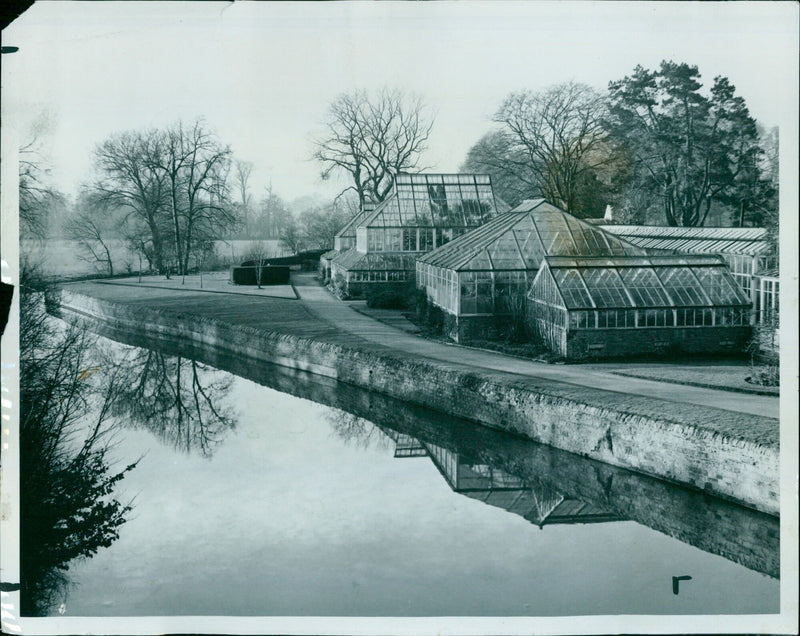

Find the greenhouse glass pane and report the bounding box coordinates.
[692,267,748,305]
[459,183,478,201]
[605,233,645,256]
[460,199,483,225]
[581,268,631,308]
[402,229,417,251]
[413,185,429,197]
[414,197,432,223]
[445,184,462,213]
[618,267,672,307]
[488,236,525,269]
[378,200,400,227]
[584,227,612,254]
[537,216,576,255]
[553,268,593,308]
[656,267,711,306]
[466,250,492,270]
[385,229,402,251]
[476,282,493,313]
[564,216,593,254]
[398,198,415,224]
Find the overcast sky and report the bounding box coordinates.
[2,1,798,206]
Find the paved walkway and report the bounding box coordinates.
[291,274,778,419]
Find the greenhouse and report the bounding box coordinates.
[319,202,376,281]
[330,173,506,297]
[527,254,752,360]
[329,250,419,297]
[416,198,647,341]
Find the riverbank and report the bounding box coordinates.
[56,274,780,515]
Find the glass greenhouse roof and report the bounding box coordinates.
[418,199,647,272]
[601,225,769,256]
[360,173,505,229]
[538,255,751,310]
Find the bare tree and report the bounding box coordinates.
[92,121,235,278]
[460,129,540,207]
[234,160,254,234]
[109,348,236,458]
[243,240,278,288]
[65,193,117,277]
[279,214,304,255]
[494,82,615,216]
[152,120,234,277]
[92,129,170,274]
[312,88,434,207]
[19,137,64,241]
[19,267,138,615]
[299,202,350,250]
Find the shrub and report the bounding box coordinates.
[417,295,444,334]
[366,288,408,309]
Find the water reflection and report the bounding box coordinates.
[110,349,236,457]
[58,319,781,580]
[382,429,624,529]
[326,410,394,452]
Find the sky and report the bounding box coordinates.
[1,1,798,206]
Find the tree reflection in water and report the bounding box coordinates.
[110,348,236,457]
[325,410,394,452]
[19,274,138,616]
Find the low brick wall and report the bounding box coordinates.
[56,289,779,515]
[566,325,752,360]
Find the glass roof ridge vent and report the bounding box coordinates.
[602,225,767,238]
[509,198,548,213]
[544,253,728,268]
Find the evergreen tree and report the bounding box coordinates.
[606,61,771,227]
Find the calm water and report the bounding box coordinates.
[57,336,778,617]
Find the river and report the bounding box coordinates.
[49,332,778,617]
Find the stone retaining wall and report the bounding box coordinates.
[56,289,779,515]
